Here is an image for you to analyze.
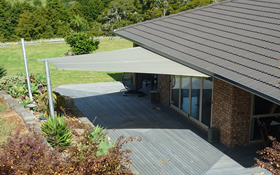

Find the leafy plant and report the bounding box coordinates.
[30,82,40,94]
[254,136,280,175]
[0,75,25,91]
[0,65,7,79]
[68,130,141,174]
[65,32,100,55]
[86,125,115,157]
[34,73,47,86]
[86,124,106,141]
[40,115,72,148]
[36,90,66,115]
[19,98,33,108]
[7,84,28,98]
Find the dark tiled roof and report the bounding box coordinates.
[114,0,280,104]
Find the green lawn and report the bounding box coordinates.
[0,39,132,87]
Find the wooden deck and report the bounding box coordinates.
[55,82,271,175]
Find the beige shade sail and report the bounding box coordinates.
[46,47,208,77]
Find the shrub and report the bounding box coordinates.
[36,90,66,115]
[40,116,72,148]
[0,75,25,91]
[254,136,280,175]
[67,131,142,174]
[0,65,7,79]
[65,32,100,55]
[0,127,64,174]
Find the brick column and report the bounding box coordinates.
[157,74,171,106]
[212,78,252,147]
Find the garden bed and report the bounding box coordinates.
[0,89,140,174]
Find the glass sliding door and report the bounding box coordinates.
[181,76,190,114]
[170,75,213,128]
[191,77,201,120]
[171,75,180,108]
[201,77,212,127]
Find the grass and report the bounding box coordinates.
[0,100,16,143]
[0,39,132,87]
[0,119,15,143]
[0,102,10,113]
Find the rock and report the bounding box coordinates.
[65,51,75,56]
[73,128,85,136]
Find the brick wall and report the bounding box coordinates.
[157,74,171,106]
[212,78,252,147]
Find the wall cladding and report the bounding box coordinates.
[212,78,251,147]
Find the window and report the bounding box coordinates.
[170,76,213,127]
[250,95,280,141]
[191,77,201,120]
[181,77,190,114]
[201,77,212,126]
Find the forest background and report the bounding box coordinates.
[0,0,223,42]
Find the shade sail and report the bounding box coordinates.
[46,47,208,77]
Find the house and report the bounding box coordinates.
[113,0,280,147]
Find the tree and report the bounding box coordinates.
[90,22,104,36]
[65,32,100,55]
[98,0,141,26]
[46,0,70,37]
[70,15,89,33]
[0,0,14,41]
[71,15,83,33]
[15,11,35,40]
[185,0,213,10]
[76,0,106,22]
[33,0,42,6]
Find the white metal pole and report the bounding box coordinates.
[21,38,33,101]
[44,60,55,119]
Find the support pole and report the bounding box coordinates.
[44,60,55,119]
[21,38,33,101]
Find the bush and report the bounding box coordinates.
[68,130,141,174]
[0,127,64,174]
[0,75,25,91]
[65,32,100,55]
[40,116,72,148]
[36,90,66,115]
[254,137,280,175]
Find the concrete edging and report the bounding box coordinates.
[0,90,94,133]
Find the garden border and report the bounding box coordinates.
[0,91,94,147]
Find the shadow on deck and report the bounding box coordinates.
[55,82,269,175]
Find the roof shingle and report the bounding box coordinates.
[114,0,280,104]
